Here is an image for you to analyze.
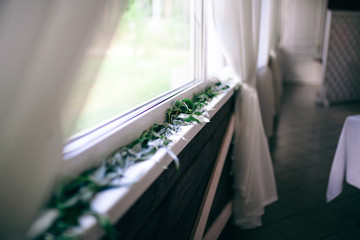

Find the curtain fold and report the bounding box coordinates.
[211,0,277,229]
[0,0,125,238]
[270,48,283,114]
[256,66,276,137]
[257,0,279,68]
[256,0,280,137]
[233,85,278,228]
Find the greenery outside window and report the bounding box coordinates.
[63,0,206,173]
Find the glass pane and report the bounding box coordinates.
[70,0,193,136]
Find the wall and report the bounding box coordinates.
[280,0,327,86]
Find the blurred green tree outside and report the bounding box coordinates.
[70,0,191,136]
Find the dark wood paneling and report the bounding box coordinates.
[205,145,234,234]
[112,95,234,240]
[134,151,213,240]
[168,174,212,240]
[134,109,231,240]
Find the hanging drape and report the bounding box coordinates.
[256,66,275,137]
[257,0,279,68]
[256,0,280,137]
[0,0,125,238]
[269,0,283,114]
[211,0,277,229]
[270,48,283,114]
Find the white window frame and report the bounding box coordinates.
[62,0,208,175]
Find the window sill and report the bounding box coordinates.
[78,81,236,239]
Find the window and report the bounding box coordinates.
[65,0,200,138]
[63,0,206,172]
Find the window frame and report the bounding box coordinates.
[62,0,208,174]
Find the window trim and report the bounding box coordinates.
[63,0,207,174]
[64,80,200,158]
[63,80,206,174]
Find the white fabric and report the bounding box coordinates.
[326,115,360,202]
[257,0,279,68]
[270,49,283,114]
[256,67,276,138]
[206,1,226,77]
[256,0,280,135]
[211,0,278,229]
[211,0,259,84]
[0,0,124,237]
[233,85,278,228]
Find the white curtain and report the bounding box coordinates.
[257,0,280,68]
[270,48,283,114]
[256,0,280,137]
[0,0,125,238]
[212,0,277,229]
[256,66,275,137]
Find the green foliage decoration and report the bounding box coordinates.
[29,81,230,240]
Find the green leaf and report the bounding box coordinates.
[177,114,201,124]
[174,100,181,108]
[181,98,194,109]
[179,102,189,113]
[188,115,201,124]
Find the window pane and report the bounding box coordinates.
[70,0,193,136]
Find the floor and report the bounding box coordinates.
[219,86,360,240]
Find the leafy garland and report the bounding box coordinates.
[29,81,230,240]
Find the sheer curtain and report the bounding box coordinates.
[256,66,275,137]
[257,0,280,68]
[270,48,284,114]
[0,0,125,238]
[256,0,280,137]
[211,0,277,229]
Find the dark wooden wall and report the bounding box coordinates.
[111,95,234,240]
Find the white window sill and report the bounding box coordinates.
[78,81,236,239]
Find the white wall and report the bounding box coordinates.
[280,0,327,85]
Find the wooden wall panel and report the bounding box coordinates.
[111,95,234,240]
[204,146,233,234]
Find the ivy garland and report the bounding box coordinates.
[30,81,230,240]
